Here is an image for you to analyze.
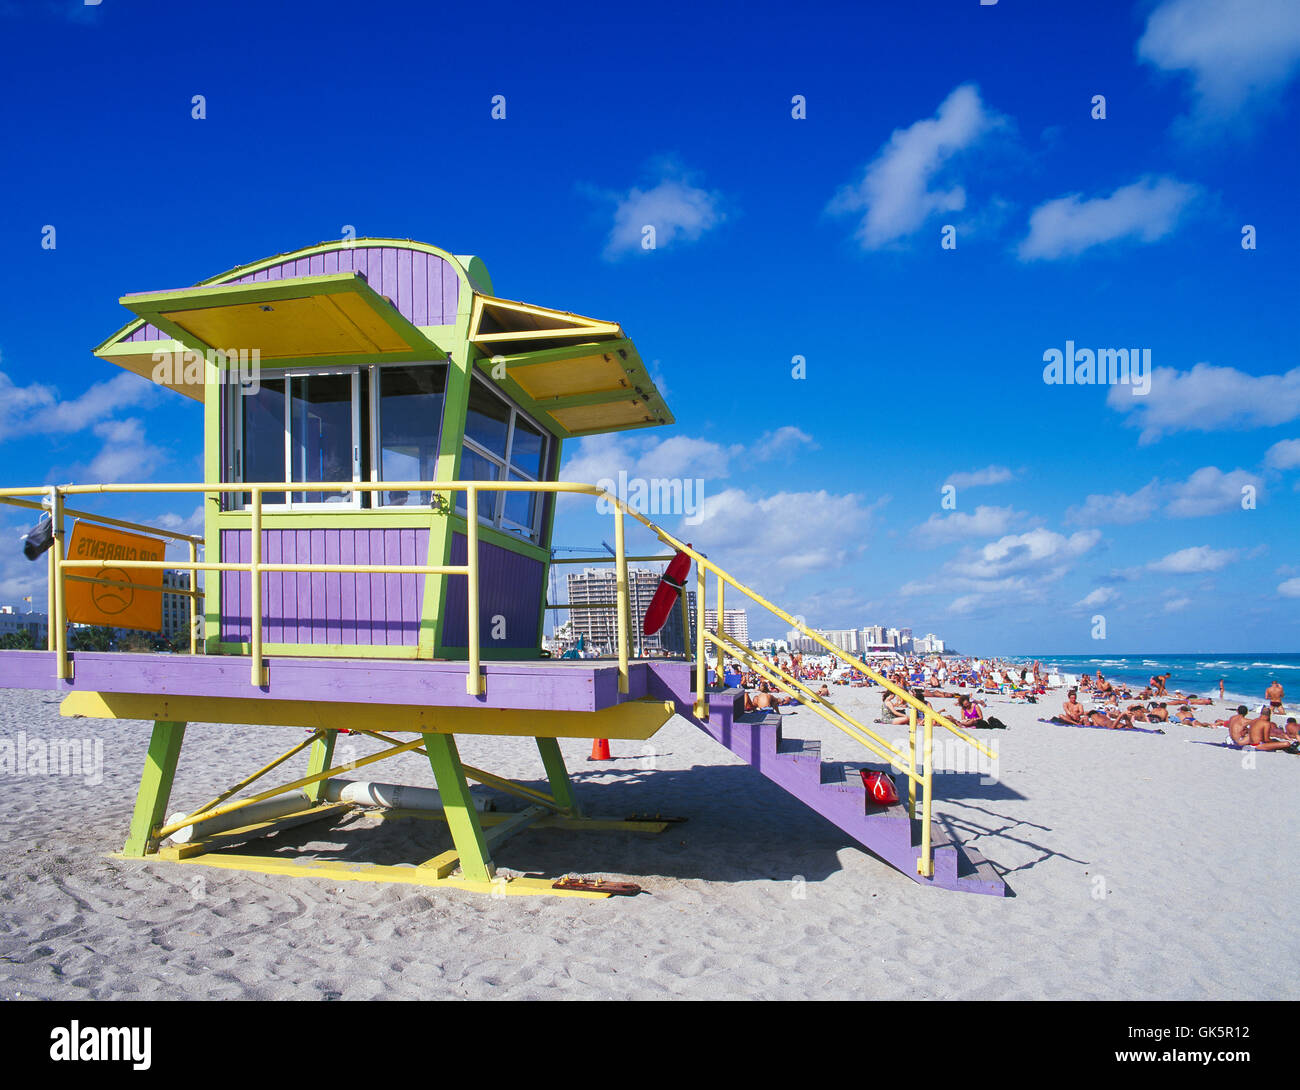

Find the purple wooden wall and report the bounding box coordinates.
[128,245,460,341]
[441,534,545,650]
[220,527,429,646]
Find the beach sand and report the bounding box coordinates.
[0,681,1295,1001]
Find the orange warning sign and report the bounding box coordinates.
[64,521,166,632]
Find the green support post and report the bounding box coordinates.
[302,730,337,803]
[423,733,494,883]
[123,721,187,858]
[535,737,582,816]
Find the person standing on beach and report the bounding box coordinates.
[1218,678,1225,699]
[1265,678,1284,712]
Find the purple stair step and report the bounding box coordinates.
[647,663,1005,896]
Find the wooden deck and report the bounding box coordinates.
[0,649,694,714]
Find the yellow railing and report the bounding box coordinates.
[0,478,994,879]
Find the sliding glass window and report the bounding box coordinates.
[370,363,447,507]
[457,374,552,541]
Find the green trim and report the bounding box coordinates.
[123,721,187,857]
[436,645,547,661]
[303,732,337,804]
[535,737,581,816]
[215,641,422,660]
[214,510,441,529]
[424,733,494,883]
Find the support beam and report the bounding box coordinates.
[123,720,186,857]
[303,730,337,803]
[536,736,582,815]
[423,733,494,883]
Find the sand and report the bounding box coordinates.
[0,680,1295,1001]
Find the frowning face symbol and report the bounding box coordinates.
[91,566,133,615]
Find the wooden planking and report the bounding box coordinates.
[219,527,429,646]
[125,244,460,341]
[441,533,545,650]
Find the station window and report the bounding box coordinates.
[229,362,447,510]
[457,374,552,542]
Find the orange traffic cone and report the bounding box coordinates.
[589,738,612,761]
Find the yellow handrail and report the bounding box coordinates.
[616,503,995,762]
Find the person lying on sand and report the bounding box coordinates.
[1171,705,1212,727]
[1084,708,1139,730]
[1181,695,1214,706]
[1147,703,1169,723]
[745,689,792,713]
[1126,703,1150,722]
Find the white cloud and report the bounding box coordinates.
[913,504,1022,547]
[683,488,888,592]
[944,464,1014,490]
[1106,363,1300,443]
[1164,466,1261,517]
[1066,480,1161,525]
[949,528,1101,581]
[601,169,724,259]
[1279,577,1300,598]
[83,418,164,484]
[1138,0,1300,131]
[1147,545,1236,573]
[1164,597,1192,612]
[559,432,743,491]
[1018,176,1198,261]
[1076,587,1118,609]
[753,426,817,461]
[0,367,158,443]
[1264,438,1300,470]
[828,83,1006,249]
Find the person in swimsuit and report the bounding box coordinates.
[1242,707,1297,752]
[1059,689,1087,725]
[1265,679,1284,713]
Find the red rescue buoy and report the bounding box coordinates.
[642,547,692,636]
[860,769,899,806]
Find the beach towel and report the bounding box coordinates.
[1038,717,1165,735]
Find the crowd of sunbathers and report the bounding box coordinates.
[1047,672,1297,750]
[730,652,1297,754]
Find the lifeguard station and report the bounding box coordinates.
[0,238,1005,897]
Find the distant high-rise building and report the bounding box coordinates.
[567,566,687,655]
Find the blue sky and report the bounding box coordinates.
[0,0,1297,654]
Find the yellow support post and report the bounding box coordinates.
[715,578,725,686]
[918,712,934,878]
[249,490,265,686]
[694,566,707,719]
[187,539,198,656]
[51,487,68,681]
[465,485,484,696]
[46,505,56,652]
[908,706,917,819]
[614,505,629,693]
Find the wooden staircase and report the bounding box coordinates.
[690,688,1005,895]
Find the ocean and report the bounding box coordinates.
[1011,653,1298,705]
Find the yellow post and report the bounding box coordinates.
[465,486,484,696]
[249,490,264,686]
[45,506,56,651]
[693,566,707,719]
[715,577,725,686]
[907,706,917,820]
[187,540,198,656]
[51,487,68,681]
[613,505,629,694]
[918,711,934,878]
